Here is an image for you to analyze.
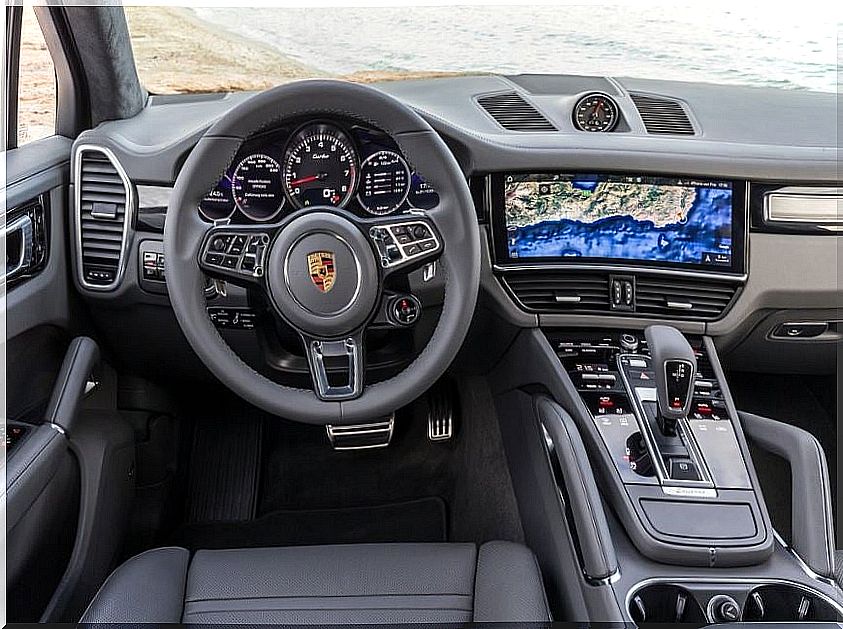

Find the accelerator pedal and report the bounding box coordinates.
[427,381,455,442]
[326,415,394,450]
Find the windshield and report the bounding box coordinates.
[125,5,836,94]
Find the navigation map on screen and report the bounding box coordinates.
[503,174,734,268]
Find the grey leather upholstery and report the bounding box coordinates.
[835,550,843,589]
[81,542,551,624]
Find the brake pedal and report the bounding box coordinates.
[427,383,455,442]
[326,415,394,450]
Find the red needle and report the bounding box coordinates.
[289,174,320,186]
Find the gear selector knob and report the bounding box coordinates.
[644,325,697,435]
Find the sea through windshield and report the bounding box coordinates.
[125,4,837,94]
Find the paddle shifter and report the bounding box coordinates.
[644,325,697,436]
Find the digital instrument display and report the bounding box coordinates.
[497,173,744,273]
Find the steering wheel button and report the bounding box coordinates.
[212,236,229,252]
[228,235,248,254]
[221,255,239,269]
[395,233,412,245]
[391,225,409,236]
[205,252,224,266]
[412,225,430,240]
[419,239,437,251]
[405,244,421,256]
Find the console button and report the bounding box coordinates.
[668,458,700,481]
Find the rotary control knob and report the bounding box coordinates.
[388,295,421,326]
[708,595,741,623]
[620,333,639,352]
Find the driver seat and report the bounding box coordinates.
[81,542,551,624]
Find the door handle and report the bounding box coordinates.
[2,213,34,284]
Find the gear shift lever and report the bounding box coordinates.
[644,325,696,436]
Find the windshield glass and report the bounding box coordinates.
[125,5,836,94]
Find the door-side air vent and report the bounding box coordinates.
[75,146,133,290]
[629,93,695,135]
[503,270,738,321]
[477,92,557,132]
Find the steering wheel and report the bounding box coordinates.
[164,80,480,425]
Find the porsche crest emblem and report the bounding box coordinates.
[307,251,336,293]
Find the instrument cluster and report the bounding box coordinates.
[198,119,439,223]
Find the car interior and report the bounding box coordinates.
[3,5,841,626]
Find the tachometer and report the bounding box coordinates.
[572,93,619,132]
[232,153,285,221]
[357,150,411,215]
[283,123,358,208]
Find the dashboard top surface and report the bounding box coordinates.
[85,74,838,186]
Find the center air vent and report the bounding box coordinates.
[477,92,557,132]
[503,270,738,321]
[630,93,695,135]
[75,146,132,290]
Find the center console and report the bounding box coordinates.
[484,170,841,624]
[549,327,771,567]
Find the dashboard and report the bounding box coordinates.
[197,118,439,223]
[69,73,841,380]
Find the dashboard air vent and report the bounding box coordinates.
[477,92,557,132]
[503,271,609,312]
[635,276,737,320]
[503,270,738,321]
[76,146,132,289]
[630,94,695,135]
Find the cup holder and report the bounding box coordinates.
[629,584,706,624]
[742,584,841,622]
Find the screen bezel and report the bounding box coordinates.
[489,172,747,277]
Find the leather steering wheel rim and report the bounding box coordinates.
[164,80,480,425]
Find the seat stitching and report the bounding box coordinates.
[186,593,474,603]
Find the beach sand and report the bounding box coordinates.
[16,5,466,144]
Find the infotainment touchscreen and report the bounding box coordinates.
[496,173,744,274]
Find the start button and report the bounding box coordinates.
[389,295,421,326]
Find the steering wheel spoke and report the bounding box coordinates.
[198,225,273,287]
[364,214,443,278]
[301,330,365,401]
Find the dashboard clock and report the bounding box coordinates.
[573,93,620,132]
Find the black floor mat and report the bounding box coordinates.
[185,415,262,523]
[169,497,446,551]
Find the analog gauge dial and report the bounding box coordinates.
[283,123,358,208]
[199,173,236,221]
[573,93,619,132]
[232,153,285,221]
[407,174,439,209]
[357,150,411,215]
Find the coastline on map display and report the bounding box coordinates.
[504,175,734,266]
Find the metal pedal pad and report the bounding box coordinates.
[427,383,455,442]
[326,415,394,450]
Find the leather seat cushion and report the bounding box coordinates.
[81,541,551,624]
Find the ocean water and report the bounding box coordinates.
[192,5,838,92]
